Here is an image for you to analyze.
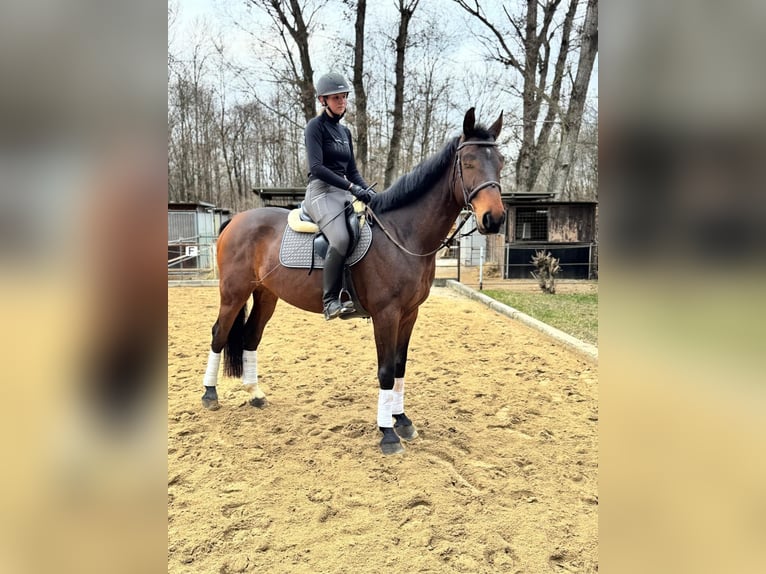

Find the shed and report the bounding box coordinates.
[168,201,231,273]
[502,192,598,279]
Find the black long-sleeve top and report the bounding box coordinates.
[305,112,367,190]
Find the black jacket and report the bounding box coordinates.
[305,112,367,190]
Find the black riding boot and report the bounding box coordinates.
[322,247,354,320]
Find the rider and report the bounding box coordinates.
[303,72,375,320]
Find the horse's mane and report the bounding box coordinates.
[369,124,496,213]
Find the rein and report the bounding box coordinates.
[364,207,476,258]
[364,139,501,258]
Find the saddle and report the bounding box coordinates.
[286,200,367,260]
[280,200,372,269]
[279,200,373,320]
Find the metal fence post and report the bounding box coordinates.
[479,246,484,291]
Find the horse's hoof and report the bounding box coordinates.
[394,424,418,441]
[202,398,220,410]
[381,441,405,455]
[380,427,405,455]
[249,397,267,408]
[393,413,418,441]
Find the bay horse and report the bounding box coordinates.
[201,107,506,455]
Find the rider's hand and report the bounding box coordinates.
[349,184,375,204]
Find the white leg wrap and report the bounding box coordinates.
[242,350,258,384]
[242,350,265,400]
[377,389,394,428]
[392,378,405,415]
[203,350,221,387]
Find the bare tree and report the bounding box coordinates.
[384,0,420,187]
[248,0,320,123]
[168,31,218,204]
[547,0,598,198]
[396,8,456,173]
[350,0,370,175]
[565,115,598,200]
[454,0,591,193]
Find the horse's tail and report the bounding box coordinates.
[219,218,233,235]
[223,304,247,378]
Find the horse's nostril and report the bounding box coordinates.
[481,211,505,233]
[483,212,498,231]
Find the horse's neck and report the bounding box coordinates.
[383,170,461,253]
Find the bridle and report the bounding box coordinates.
[454,139,503,208]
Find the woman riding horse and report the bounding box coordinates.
[304,72,375,320]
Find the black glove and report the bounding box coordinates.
[349,184,375,204]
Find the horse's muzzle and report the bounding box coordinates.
[480,210,506,234]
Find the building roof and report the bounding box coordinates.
[502,192,597,205]
[253,187,304,199]
[168,200,215,209]
[168,201,232,212]
[501,191,554,202]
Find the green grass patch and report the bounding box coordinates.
[481,290,598,345]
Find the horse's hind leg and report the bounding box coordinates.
[240,289,278,408]
[201,288,253,410]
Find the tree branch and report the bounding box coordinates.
[453,0,523,73]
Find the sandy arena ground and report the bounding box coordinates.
[168,285,597,573]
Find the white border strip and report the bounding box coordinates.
[445,280,598,364]
[168,280,219,287]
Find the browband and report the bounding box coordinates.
[456,140,498,151]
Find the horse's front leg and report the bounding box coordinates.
[392,308,419,442]
[372,313,405,455]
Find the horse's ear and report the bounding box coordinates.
[488,111,503,140]
[463,107,476,135]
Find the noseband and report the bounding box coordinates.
[455,140,503,207]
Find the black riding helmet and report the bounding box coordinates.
[315,73,351,98]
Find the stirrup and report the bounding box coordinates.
[339,289,355,312]
[323,299,353,321]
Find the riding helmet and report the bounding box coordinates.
[315,73,351,97]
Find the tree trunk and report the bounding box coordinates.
[515,0,564,192]
[257,0,315,123]
[454,0,572,193]
[352,0,369,176]
[287,0,316,123]
[384,0,419,188]
[527,0,579,191]
[547,0,598,198]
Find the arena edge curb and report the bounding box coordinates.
[445,280,598,364]
[169,280,220,287]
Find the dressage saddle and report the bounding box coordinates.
[286,200,366,260]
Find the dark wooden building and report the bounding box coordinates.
[252,187,305,209]
[502,192,598,279]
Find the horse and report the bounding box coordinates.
[200,107,506,455]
